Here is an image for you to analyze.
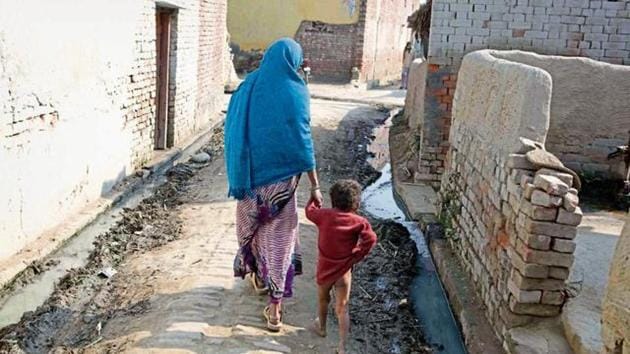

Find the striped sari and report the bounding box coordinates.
[233,176,303,303]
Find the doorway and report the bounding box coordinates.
[155,8,175,150]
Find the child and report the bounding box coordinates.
[305,179,377,354]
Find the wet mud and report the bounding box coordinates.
[349,220,431,354]
[0,128,224,354]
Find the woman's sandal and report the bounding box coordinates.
[263,306,282,332]
[249,273,269,295]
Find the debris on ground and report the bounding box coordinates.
[348,219,431,354]
[0,128,225,354]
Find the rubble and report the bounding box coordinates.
[349,220,431,354]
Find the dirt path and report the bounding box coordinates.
[1,99,430,353]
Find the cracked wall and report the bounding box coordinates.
[0,0,226,262]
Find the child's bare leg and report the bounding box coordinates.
[334,270,352,354]
[314,283,332,337]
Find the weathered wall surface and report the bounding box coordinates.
[295,21,362,81]
[359,0,417,86]
[229,0,416,83]
[492,51,630,179]
[418,0,630,183]
[227,0,360,52]
[0,0,225,261]
[439,50,582,346]
[601,217,630,354]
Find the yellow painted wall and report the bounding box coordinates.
[228,0,360,51]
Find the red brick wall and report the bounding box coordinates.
[295,21,362,82]
[294,0,417,84]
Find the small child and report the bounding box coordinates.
[305,179,377,354]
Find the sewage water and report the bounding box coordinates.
[362,164,467,354]
[0,175,166,329]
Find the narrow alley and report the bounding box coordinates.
[2,0,630,353]
[0,95,430,353]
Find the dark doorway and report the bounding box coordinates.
[155,8,174,150]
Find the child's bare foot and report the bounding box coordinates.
[337,347,346,354]
[310,318,326,337]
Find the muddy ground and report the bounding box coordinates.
[0,100,429,354]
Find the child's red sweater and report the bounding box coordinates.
[305,200,377,286]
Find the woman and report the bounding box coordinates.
[401,42,413,89]
[224,38,323,332]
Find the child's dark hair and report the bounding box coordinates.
[330,179,362,212]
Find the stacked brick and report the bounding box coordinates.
[440,129,582,341]
[506,156,581,319]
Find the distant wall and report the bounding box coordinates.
[295,21,362,81]
[0,0,226,262]
[418,0,630,184]
[360,0,416,86]
[227,0,360,52]
[440,50,583,345]
[492,51,630,179]
[228,0,416,83]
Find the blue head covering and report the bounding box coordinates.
[224,38,315,199]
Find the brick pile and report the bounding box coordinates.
[440,129,582,341]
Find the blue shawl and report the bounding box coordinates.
[224,38,315,200]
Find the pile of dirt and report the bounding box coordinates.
[0,129,224,354]
[349,219,431,354]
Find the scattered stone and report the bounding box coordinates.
[512,270,566,291]
[508,154,536,170]
[525,220,578,239]
[523,183,536,200]
[535,168,573,187]
[508,280,542,303]
[509,296,561,316]
[548,267,570,280]
[563,193,579,212]
[552,239,576,254]
[557,206,583,226]
[524,234,552,250]
[510,249,549,279]
[533,174,569,196]
[526,203,558,222]
[521,246,575,268]
[541,291,565,305]
[98,267,117,279]
[531,190,563,207]
[191,152,211,163]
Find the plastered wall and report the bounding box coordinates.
[0,0,226,261]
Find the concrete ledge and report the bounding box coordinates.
[0,118,223,290]
[394,181,438,225]
[430,238,505,354]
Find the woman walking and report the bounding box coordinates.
[224,38,322,332]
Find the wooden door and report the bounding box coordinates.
[155,11,171,150]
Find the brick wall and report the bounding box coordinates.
[440,51,581,346]
[419,0,630,183]
[295,21,362,81]
[0,0,226,263]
